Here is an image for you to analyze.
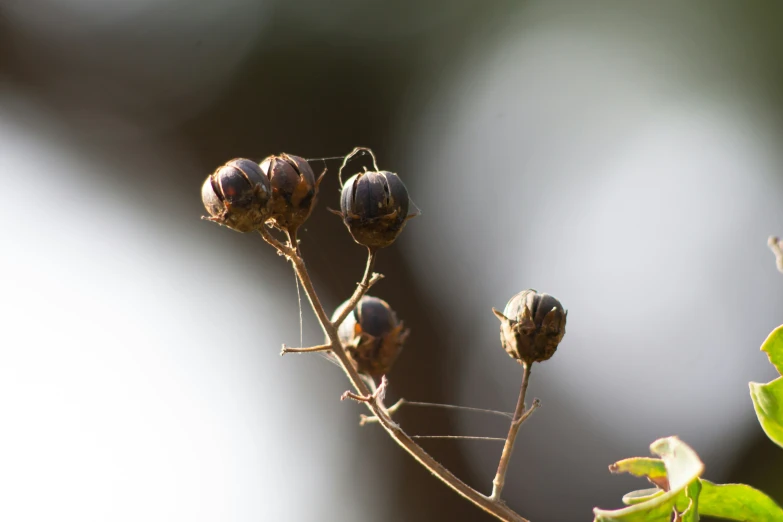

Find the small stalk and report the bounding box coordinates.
[332,247,379,328]
[490,363,533,502]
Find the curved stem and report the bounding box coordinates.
[490,363,533,502]
[259,229,528,522]
[332,247,380,328]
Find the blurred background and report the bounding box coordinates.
[2,1,783,521]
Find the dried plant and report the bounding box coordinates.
[200,148,783,521]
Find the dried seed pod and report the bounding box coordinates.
[493,290,567,365]
[201,158,272,232]
[333,296,410,378]
[259,154,322,233]
[339,170,410,249]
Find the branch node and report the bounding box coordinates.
[342,375,389,405]
[341,390,371,403]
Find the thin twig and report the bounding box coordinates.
[281,343,332,355]
[285,228,304,349]
[332,247,381,329]
[413,435,507,442]
[490,363,535,502]
[343,373,389,403]
[259,227,529,522]
[360,399,513,426]
[404,401,514,420]
[360,398,405,425]
[337,147,380,187]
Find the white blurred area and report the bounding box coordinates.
[399,2,783,519]
[0,98,382,520]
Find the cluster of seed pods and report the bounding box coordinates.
[201,151,414,248]
[201,152,415,377]
[201,152,566,378]
[201,153,322,237]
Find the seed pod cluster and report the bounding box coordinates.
[333,295,409,378]
[339,170,410,249]
[260,154,322,233]
[493,289,567,365]
[201,158,272,232]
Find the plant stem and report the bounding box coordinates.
[400,400,514,419]
[259,229,529,522]
[413,435,507,442]
[332,247,379,328]
[490,363,533,502]
[281,343,332,354]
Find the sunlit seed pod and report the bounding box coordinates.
[259,153,321,233]
[201,158,272,233]
[332,295,410,378]
[339,170,410,249]
[492,289,567,365]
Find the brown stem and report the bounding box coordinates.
[490,363,533,502]
[332,247,380,328]
[281,343,332,355]
[413,435,507,442]
[285,228,300,255]
[259,228,529,522]
[360,398,406,425]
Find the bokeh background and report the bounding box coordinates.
[2,1,783,521]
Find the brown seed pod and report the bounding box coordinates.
[333,295,410,378]
[259,154,322,234]
[201,158,272,232]
[492,289,567,365]
[339,170,410,249]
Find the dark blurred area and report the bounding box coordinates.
[2,1,783,521]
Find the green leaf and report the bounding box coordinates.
[761,324,783,375]
[680,480,701,522]
[694,480,783,521]
[649,438,703,491]
[594,500,675,522]
[593,437,704,522]
[622,489,665,506]
[749,377,783,448]
[751,325,783,447]
[610,458,668,490]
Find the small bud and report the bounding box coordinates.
[339,170,410,249]
[493,290,567,365]
[201,158,272,232]
[260,154,322,233]
[333,296,410,378]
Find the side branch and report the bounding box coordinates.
[332,248,382,328]
[360,399,514,425]
[490,363,535,502]
[281,343,332,355]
